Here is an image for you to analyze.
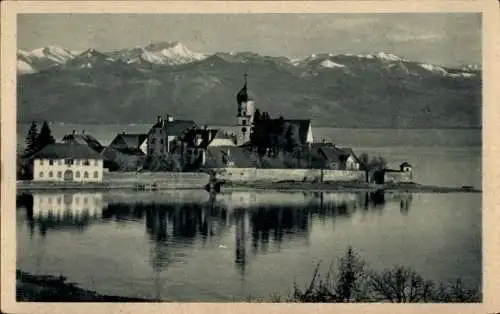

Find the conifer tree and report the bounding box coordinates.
[25,121,38,153]
[250,109,262,149]
[36,121,55,151]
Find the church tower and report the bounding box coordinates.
[235,74,255,146]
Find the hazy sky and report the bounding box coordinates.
[18,13,481,66]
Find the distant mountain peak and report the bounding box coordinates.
[78,48,106,58]
[320,59,346,69]
[27,46,74,62]
[373,52,403,62]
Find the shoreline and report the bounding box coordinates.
[219,181,481,194]
[16,180,481,194]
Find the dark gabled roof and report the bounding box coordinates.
[150,120,198,137]
[310,142,335,150]
[101,147,145,161]
[317,146,345,162]
[110,133,147,150]
[31,142,103,159]
[205,146,255,168]
[336,147,360,163]
[61,134,105,153]
[310,143,360,163]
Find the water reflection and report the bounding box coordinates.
[17,190,413,275]
[17,193,106,237]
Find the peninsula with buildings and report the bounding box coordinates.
[17,76,478,193]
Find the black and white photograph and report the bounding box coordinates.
[1,1,498,312]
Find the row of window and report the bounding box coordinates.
[39,159,100,166]
[40,196,92,205]
[37,196,102,205]
[39,170,99,179]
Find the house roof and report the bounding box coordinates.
[101,147,145,161]
[31,142,103,159]
[110,133,147,150]
[318,146,345,163]
[182,128,235,149]
[400,161,412,167]
[205,146,255,168]
[61,134,105,153]
[336,147,360,163]
[150,119,198,137]
[311,144,360,164]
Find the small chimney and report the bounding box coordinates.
[72,129,76,135]
[157,115,163,124]
[82,130,85,134]
[122,131,125,135]
[322,139,326,144]
[203,125,208,130]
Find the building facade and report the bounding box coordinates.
[147,114,197,159]
[31,142,104,182]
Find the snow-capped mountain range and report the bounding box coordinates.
[17,41,481,128]
[17,41,481,78]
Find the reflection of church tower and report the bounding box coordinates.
[235,210,247,275]
[235,74,255,146]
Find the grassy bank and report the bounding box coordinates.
[16,270,157,302]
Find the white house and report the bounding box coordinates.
[31,142,104,182]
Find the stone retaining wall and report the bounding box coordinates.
[215,168,365,183]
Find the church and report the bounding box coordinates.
[234,74,314,147]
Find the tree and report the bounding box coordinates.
[25,121,38,153]
[359,153,369,170]
[250,108,262,150]
[284,124,300,153]
[36,121,55,151]
[367,265,435,302]
[335,246,367,302]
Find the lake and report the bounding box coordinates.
[15,125,482,301]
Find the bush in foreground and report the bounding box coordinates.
[279,247,481,303]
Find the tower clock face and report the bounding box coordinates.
[242,127,247,133]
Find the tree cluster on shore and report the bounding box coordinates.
[18,121,56,179]
[249,110,301,158]
[24,121,56,155]
[258,247,480,303]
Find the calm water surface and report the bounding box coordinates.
[17,189,481,301]
[16,126,481,301]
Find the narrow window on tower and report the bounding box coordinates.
[242,119,247,125]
